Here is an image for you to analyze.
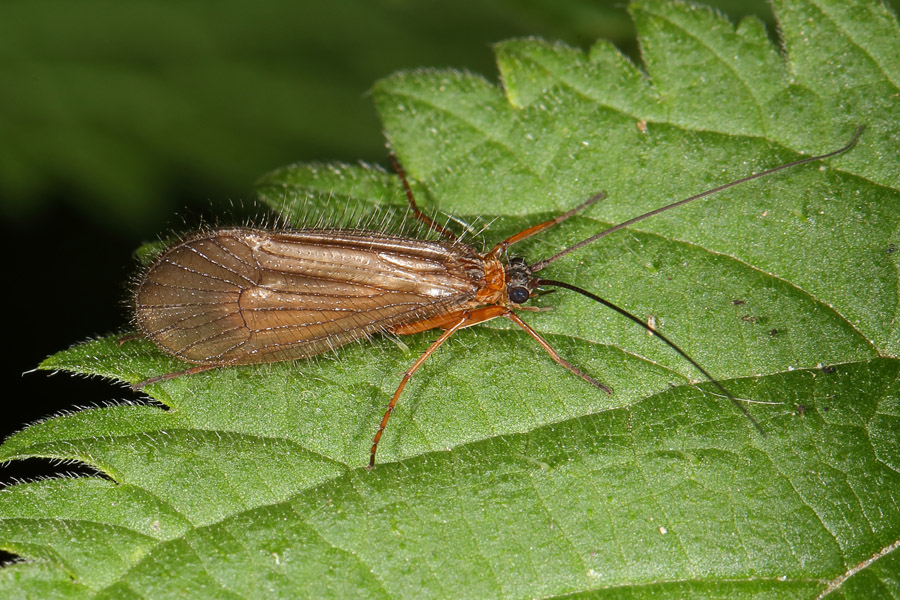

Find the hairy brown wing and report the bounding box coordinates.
[134,228,486,365]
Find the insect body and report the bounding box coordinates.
[134,195,608,467]
[135,229,498,366]
[131,129,862,467]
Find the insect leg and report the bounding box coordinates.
[505,312,612,394]
[486,191,606,259]
[370,305,509,468]
[118,330,221,388]
[133,364,219,389]
[117,332,143,345]
[389,153,459,241]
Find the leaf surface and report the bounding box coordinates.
[3,0,899,597]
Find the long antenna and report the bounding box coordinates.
[537,278,765,434]
[530,126,863,273]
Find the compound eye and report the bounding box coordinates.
[508,286,530,304]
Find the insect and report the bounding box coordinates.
[129,127,861,468]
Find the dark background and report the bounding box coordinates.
[0,0,823,487]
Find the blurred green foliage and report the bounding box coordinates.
[0,0,789,235]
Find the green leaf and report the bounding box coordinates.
[4,0,900,597]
